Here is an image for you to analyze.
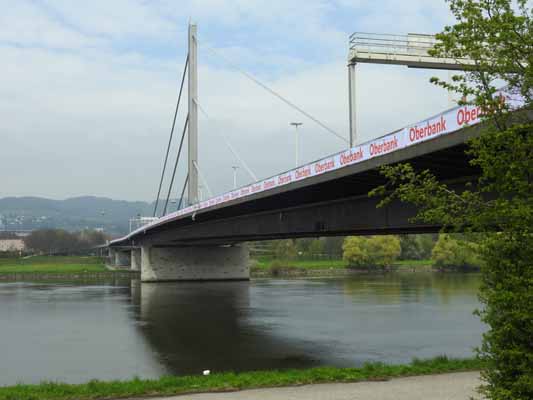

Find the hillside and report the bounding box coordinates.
[0,196,180,236]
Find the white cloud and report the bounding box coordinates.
[0,1,100,49]
[0,0,457,201]
[42,0,178,39]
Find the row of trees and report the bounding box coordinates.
[258,237,345,260]
[262,233,484,271]
[24,229,107,254]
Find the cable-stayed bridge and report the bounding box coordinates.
[108,26,526,282]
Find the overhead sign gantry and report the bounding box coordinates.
[348,32,476,146]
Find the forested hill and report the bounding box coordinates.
[0,196,174,235]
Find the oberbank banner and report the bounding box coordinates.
[116,90,523,241]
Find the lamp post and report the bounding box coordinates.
[290,122,303,167]
[232,166,239,189]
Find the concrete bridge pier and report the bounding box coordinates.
[110,248,131,267]
[131,248,141,271]
[140,244,250,282]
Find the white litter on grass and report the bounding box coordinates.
[203,370,210,376]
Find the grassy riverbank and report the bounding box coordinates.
[253,257,433,272]
[255,257,348,269]
[0,256,107,274]
[0,356,481,400]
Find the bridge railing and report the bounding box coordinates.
[349,32,437,57]
[348,32,476,69]
[110,87,524,246]
[129,217,158,233]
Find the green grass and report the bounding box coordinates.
[254,257,433,271]
[254,257,348,269]
[393,259,433,271]
[0,256,107,274]
[0,356,482,400]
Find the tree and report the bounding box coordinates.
[323,236,345,259]
[343,236,401,270]
[399,234,437,260]
[24,229,106,254]
[273,239,297,261]
[79,229,107,248]
[431,234,482,271]
[308,239,325,259]
[372,1,532,398]
[342,236,369,268]
[295,238,312,256]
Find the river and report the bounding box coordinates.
[0,273,483,386]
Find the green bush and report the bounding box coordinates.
[273,240,297,261]
[399,234,437,260]
[269,259,284,276]
[342,236,401,270]
[431,234,482,271]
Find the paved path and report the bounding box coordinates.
[138,372,482,400]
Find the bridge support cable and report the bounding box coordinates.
[193,160,213,199]
[195,100,258,182]
[153,54,189,217]
[198,40,349,145]
[176,173,189,210]
[162,115,189,216]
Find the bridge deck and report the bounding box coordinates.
[110,90,524,247]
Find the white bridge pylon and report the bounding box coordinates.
[347,32,476,147]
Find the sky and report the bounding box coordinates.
[1,0,457,202]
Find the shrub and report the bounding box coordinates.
[343,236,401,270]
[431,234,482,271]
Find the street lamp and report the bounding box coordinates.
[232,166,239,189]
[290,122,303,167]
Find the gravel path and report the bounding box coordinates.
[137,371,483,400]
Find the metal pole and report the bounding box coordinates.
[290,122,303,167]
[348,62,357,147]
[232,166,239,189]
[188,23,199,205]
[447,70,454,108]
[295,125,299,167]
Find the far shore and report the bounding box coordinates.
[0,255,472,281]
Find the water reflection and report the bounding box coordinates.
[132,274,484,376]
[133,281,321,375]
[342,273,481,305]
[0,274,485,386]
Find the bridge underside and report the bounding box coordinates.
[109,111,532,281]
[133,139,477,247]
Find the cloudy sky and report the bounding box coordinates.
[1,0,457,202]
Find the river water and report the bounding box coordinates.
[0,273,483,386]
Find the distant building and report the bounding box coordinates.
[0,238,25,252]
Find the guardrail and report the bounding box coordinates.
[349,32,437,57]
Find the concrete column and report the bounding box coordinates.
[188,23,199,205]
[131,248,141,271]
[108,248,117,266]
[114,250,131,267]
[140,244,250,282]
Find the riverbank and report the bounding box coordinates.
[0,256,436,280]
[0,256,139,280]
[251,258,433,277]
[0,256,106,273]
[137,371,482,400]
[0,357,482,400]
